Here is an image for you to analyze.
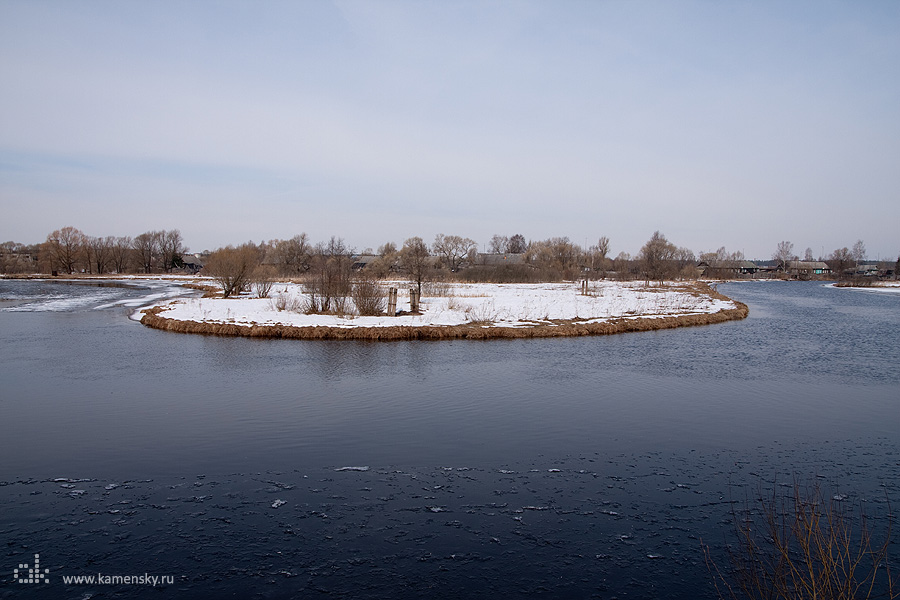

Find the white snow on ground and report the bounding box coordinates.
[139,280,737,329]
[826,282,900,294]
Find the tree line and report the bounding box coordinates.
[2,228,896,287]
[178,231,702,302]
[1,226,187,275]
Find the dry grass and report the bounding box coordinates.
[181,283,220,298]
[704,479,897,600]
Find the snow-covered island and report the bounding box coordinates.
[139,280,748,340]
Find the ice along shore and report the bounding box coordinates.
[138,280,748,341]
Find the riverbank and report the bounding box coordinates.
[138,280,748,340]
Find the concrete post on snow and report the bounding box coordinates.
[387,287,398,315]
[409,288,419,312]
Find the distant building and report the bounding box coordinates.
[179,253,206,274]
[697,260,759,278]
[786,261,830,279]
[351,255,379,270]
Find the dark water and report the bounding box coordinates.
[1,279,898,599]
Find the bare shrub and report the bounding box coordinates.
[704,479,896,600]
[351,276,386,316]
[465,300,498,324]
[423,280,453,297]
[303,238,352,314]
[270,289,302,312]
[251,265,276,298]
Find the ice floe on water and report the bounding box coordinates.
[0,278,197,314]
[1,441,896,600]
[5,289,125,312]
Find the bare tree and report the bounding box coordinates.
[273,234,311,276]
[488,234,509,254]
[109,236,133,274]
[596,236,610,261]
[159,229,186,272]
[304,237,353,313]
[851,239,867,270]
[803,247,814,261]
[0,241,40,274]
[433,234,476,272]
[377,241,397,256]
[133,231,162,273]
[674,246,696,279]
[204,243,261,298]
[508,233,527,254]
[612,251,634,281]
[638,231,678,282]
[525,237,581,280]
[828,247,854,280]
[773,240,795,273]
[370,241,399,277]
[45,226,86,274]
[87,235,113,274]
[399,236,430,296]
[587,236,611,273]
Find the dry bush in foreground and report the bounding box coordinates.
[704,479,896,600]
[251,265,276,298]
[351,276,386,316]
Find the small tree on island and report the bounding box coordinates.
[204,243,261,298]
[399,236,430,297]
[638,231,678,283]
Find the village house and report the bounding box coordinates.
[697,260,759,279]
[786,261,831,279]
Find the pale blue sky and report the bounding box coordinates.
[1,0,898,259]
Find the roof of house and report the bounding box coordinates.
[787,261,829,270]
[699,260,758,269]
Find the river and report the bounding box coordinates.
[1,279,897,598]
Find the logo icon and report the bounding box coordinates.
[13,554,49,584]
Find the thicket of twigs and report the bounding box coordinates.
[704,479,896,600]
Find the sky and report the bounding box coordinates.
[1,0,898,260]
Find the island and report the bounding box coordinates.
[139,280,748,340]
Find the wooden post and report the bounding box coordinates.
[581,279,588,295]
[387,287,398,315]
[409,287,419,312]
